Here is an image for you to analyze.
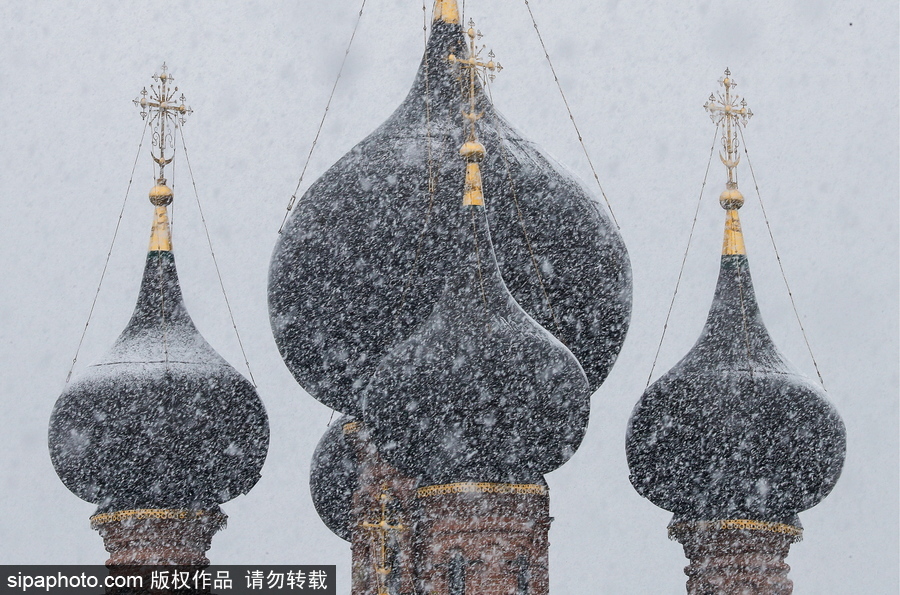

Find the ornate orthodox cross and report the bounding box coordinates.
[448,19,502,141]
[134,63,192,181]
[704,68,753,196]
[360,486,407,595]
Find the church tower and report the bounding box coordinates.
[271,1,631,593]
[625,70,846,594]
[48,65,270,566]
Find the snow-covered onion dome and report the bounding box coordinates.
[49,182,269,515]
[626,188,845,530]
[361,78,591,484]
[309,415,359,541]
[269,0,631,416]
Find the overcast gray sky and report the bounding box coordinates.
[1,1,897,592]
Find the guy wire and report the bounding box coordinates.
[645,124,720,388]
[738,125,826,389]
[278,0,369,233]
[65,119,149,385]
[522,0,619,229]
[178,125,257,387]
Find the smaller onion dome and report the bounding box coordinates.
[309,416,359,541]
[626,209,845,526]
[361,197,591,485]
[49,211,269,514]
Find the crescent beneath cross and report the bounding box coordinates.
[719,152,740,168]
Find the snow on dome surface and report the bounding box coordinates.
[361,203,591,485]
[49,250,269,513]
[626,253,846,525]
[268,17,631,416]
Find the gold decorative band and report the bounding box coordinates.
[342,420,362,434]
[669,519,803,541]
[90,508,224,529]
[416,482,547,499]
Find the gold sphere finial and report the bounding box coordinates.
[149,178,174,206]
[459,140,486,162]
[719,184,744,210]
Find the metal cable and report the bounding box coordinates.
[522,0,619,229]
[738,125,827,389]
[65,119,149,384]
[177,125,257,387]
[278,0,369,234]
[645,124,720,388]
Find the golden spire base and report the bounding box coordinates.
[432,0,460,24]
[149,205,172,252]
[463,162,484,206]
[722,209,746,256]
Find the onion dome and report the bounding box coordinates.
[626,72,844,528]
[269,0,631,416]
[310,416,359,541]
[361,193,591,484]
[49,181,269,514]
[626,242,845,525]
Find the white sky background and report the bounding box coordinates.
[1,0,897,592]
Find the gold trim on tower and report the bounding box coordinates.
[432,0,460,24]
[90,508,225,529]
[416,482,548,498]
[342,420,363,434]
[360,486,407,595]
[669,519,803,541]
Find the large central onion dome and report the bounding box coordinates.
[361,196,591,485]
[269,6,631,415]
[626,208,845,527]
[49,205,269,514]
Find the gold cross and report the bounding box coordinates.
[704,68,752,199]
[360,486,407,595]
[448,19,502,141]
[134,63,192,181]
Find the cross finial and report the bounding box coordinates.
[360,485,407,595]
[134,63,192,185]
[704,68,752,210]
[448,19,501,207]
[448,19,502,140]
